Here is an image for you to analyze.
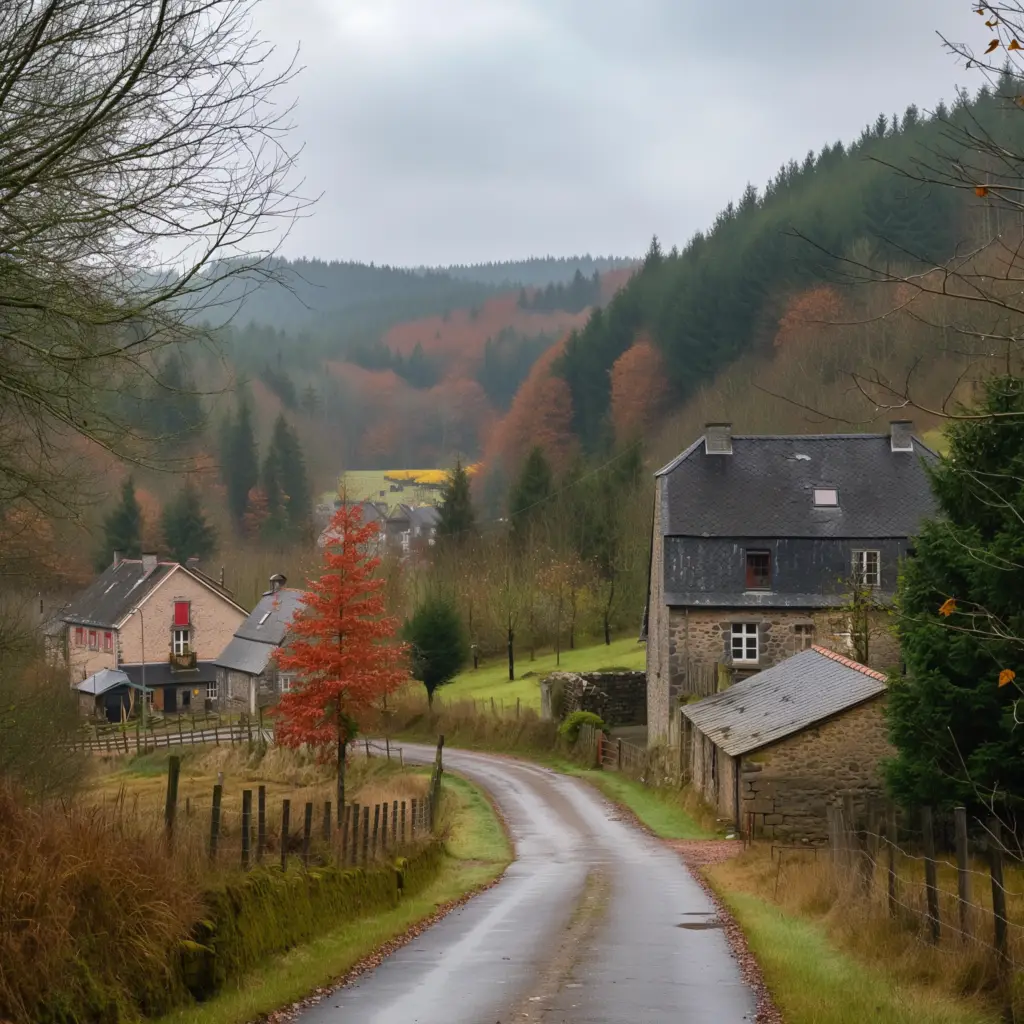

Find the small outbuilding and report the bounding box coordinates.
[680,645,892,843]
[76,668,152,723]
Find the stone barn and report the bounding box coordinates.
[680,645,891,842]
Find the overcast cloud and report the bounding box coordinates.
[255,0,983,266]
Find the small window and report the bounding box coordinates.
[257,611,271,627]
[745,550,771,590]
[794,624,815,650]
[88,630,97,650]
[852,549,881,588]
[172,628,191,655]
[279,673,295,693]
[206,680,218,700]
[731,623,759,663]
[74,626,83,646]
[813,488,838,506]
[103,631,113,652]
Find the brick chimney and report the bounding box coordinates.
[141,552,158,575]
[704,422,733,455]
[269,573,287,594]
[112,550,122,569]
[890,420,914,453]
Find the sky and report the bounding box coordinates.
[255,0,984,267]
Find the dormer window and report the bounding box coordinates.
[813,488,838,507]
[745,550,771,590]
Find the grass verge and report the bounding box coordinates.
[717,890,992,1024]
[153,773,511,1024]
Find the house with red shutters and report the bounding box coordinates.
[62,552,247,721]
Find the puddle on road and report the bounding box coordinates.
[676,918,722,930]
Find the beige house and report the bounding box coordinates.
[681,646,892,842]
[62,554,247,719]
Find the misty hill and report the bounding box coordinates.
[437,255,637,288]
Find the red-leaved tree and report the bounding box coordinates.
[272,504,408,812]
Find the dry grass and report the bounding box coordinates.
[0,782,202,1023]
[709,843,1024,1016]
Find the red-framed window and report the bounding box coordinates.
[103,631,113,652]
[173,601,191,627]
[88,630,97,650]
[74,626,83,646]
[745,550,771,590]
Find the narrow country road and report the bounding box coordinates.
[295,746,757,1024]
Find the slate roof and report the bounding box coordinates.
[681,646,887,756]
[121,661,219,687]
[658,434,938,538]
[76,668,134,696]
[216,588,302,676]
[62,560,174,628]
[409,505,440,531]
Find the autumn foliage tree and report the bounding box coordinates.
[609,335,669,445]
[273,505,408,812]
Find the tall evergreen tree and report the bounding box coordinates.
[509,446,553,547]
[273,414,312,535]
[96,477,142,570]
[887,376,1024,816]
[437,458,476,542]
[404,595,466,706]
[224,399,259,526]
[161,480,216,564]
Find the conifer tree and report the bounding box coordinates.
[96,477,142,570]
[509,446,553,547]
[404,595,466,706]
[161,480,216,564]
[224,399,259,526]
[437,458,476,542]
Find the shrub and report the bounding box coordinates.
[558,710,606,744]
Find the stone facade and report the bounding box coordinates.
[545,670,647,727]
[646,481,672,743]
[739,697,891,842]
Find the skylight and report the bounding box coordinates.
[813,488,838,507]
[257,611,271,627]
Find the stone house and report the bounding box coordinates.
[644,421,937,745]
[215,575,303,715]
[61,553,247,718]
[681,645,891,841]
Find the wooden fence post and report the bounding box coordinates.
[208,781,222,862]
[401,801,407,844]
[281,799,291,871]
[302,802,313,867]
[886,806,898,916]
[361,805,370,864]
[410,798,418,838]
[371,804,381,858]
[617,738,623,771]
[921,806,941,944]
[164,755,180,843]
[954,806,972,940]
[241,789,252,870]
[990,818,1009,968]
[341,805,351,865]
[322,801,332,842]
[392,800,398,843]
[351,802,361,865]
[381,801,388,850]
[257,786,266,863]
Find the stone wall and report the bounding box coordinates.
[646,481,670,743]
[544,670,647,727]
[739,696,892,843]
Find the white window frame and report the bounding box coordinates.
[813,488,838,506]
[172,627,191,655]
[279,672,295,693]
[206,680,218,700]
[731,622,759,664]
[852,549,881,588]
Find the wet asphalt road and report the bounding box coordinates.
[296,746,756,1024]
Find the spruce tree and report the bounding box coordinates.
[271,414,312,536]
[509,446,553,547]
[437,458,476,542]
[404,595,466,706]
[886,376,1024,814]
[96,476,142,570]
[224,399,259,526]
[161,480,216,564]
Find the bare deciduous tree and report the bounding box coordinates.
[0,0,308,514]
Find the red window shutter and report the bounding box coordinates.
[74,627,83,646]
[174,601,191,626]
[104,631,113,651]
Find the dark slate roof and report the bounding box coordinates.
[681,646,887,756]
[121,661,219,687]
[658,434,938,538]
[76,668,133,696]
[409,505,440,531]
[62,560,174,628]
[216,635,275,676]
[233,588,302,644]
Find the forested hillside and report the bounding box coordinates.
[548,87,1010,454]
